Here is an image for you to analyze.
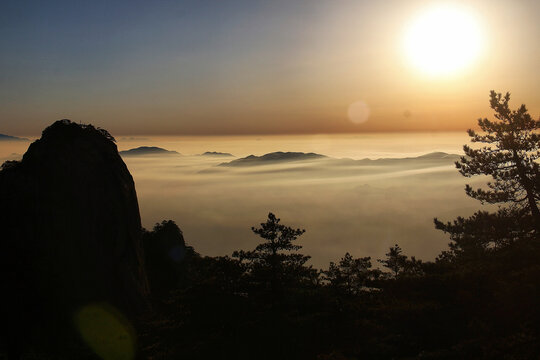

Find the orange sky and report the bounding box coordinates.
[1,0,539,136]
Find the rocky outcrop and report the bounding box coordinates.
[0,120,149,352]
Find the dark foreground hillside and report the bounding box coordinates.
[136,222,540,360]
[2,110,540,359]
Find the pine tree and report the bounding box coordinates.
[378,244,408,277]
[323,253,377,294]
[233,213,314,300]
[435,91,540,260]
[456,90,540,232]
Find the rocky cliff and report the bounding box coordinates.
[0,120,149,354]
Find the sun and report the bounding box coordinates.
[404,4,484,76]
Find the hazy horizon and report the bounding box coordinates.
[1,131,470,159]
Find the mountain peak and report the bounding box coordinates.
[200,151,234,157]
[119,146,179,156]
[415,152,459,160]
[42,119,115,141]
[219,151,325,166]
[0,133,29,141]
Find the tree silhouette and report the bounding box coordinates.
[324,253,378,294]
[456,90,540,232]
[436,91,540,259]
[378,244,408,277]
[233,213,313,300]
[435,208,532,261]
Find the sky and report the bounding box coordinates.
[1,0,539,136]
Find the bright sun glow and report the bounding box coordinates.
[404,5,484,76]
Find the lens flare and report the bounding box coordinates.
[348,101,370,124]
[75,303,136,360]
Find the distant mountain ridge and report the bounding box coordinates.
[414,152,460,160]
[219,151,326,166]
[345,151,461,164]
[200,151,234,157]
[0,134,29,141]
[218,151,459,167]
[120,146,179,156]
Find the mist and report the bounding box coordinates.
[117,133,482,267]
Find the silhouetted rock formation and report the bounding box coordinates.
[0,120,149,353]
[0,133,29,141]
[143,220,195,298]
[219,151,325,166]
[119,146,179,156]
